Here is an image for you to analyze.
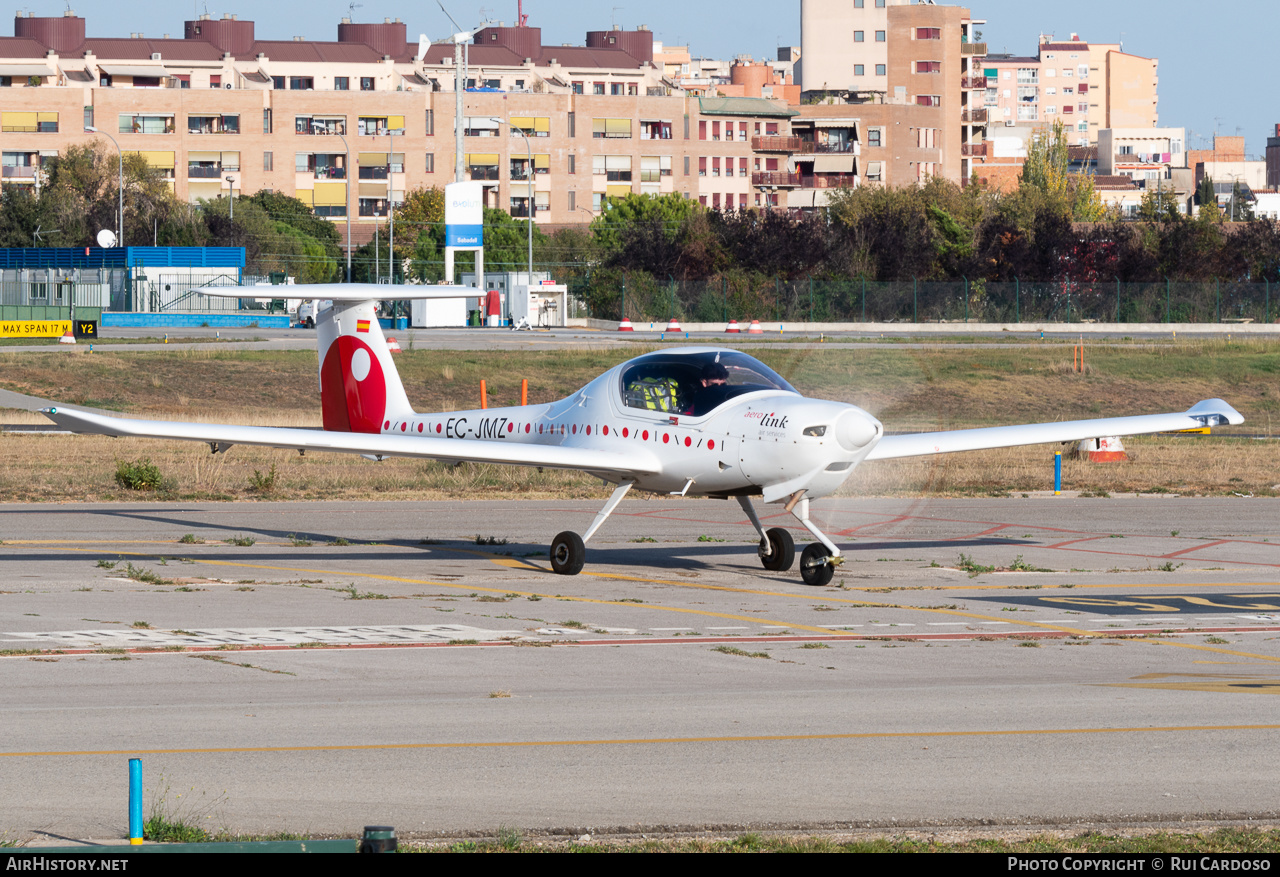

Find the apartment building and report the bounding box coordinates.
[0,10,807,241]
[983,34,1157,147]
[793,0,986,200]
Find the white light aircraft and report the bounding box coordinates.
[43,287,1244,586]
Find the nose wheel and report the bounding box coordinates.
[800,542,836,587]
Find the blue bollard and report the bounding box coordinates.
[1054,452,1062,495]
[129,758,143,844]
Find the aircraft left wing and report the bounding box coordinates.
[865,398,1243,461]
[41,408,662,477]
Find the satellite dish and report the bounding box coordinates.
[96,229,117,248]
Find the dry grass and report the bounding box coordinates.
[1,340,1277,501]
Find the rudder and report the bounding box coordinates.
[316,300,414,433]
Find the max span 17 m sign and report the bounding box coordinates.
[0,320,98,339]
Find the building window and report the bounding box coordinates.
[876,0,885,6]
[425,153,434,173]
[271,76,285,89]
[854,65,864,76]
[209,75,221,89]
[118,114,173,134]
[916,95,941,107]
[83,106,93,129]
[640,120,672,140]
[593,82,605,95]
[915,27,941,40]
[572,81,583,94]
[264,151,273,171]
[425,109,434,136]
[1017,68,1038,84]
[290,77,314,90]
[611,83,623,95]
[868,128,881,147]
[854,0,863,6]
[360,77,375,91]
[264,109,272,133]
[567,112,575,137]
[915,61,941,74]
[875,64,886,76]
[568,154,575,174]
[510,116,551,137]
[875,31,885,42]
[189,114,239,134]
[295,115,346,135]
[335,77,349,90]
[568,190,576,212]
[684,156,690,176]
[592,118,631,139]
[854,31,864,42]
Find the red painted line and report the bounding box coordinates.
[946,523,1016,542]
[1162,540,1232,559]
[1043,536,1107,549]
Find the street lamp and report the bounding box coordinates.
[386,128,402,284]
[84,126,123,247]
[490,117,534,285]
[224,175,236,220]
[335,130,352,283]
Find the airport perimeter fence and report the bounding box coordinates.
[559,275,1280,325]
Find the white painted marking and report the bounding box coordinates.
[706,627,749,630]
[927,623,968,626]
[651,627,693,631]
[979,621,1010,625]
[870,623,915,627]
[1,624,526,647]
[350,347,371,382]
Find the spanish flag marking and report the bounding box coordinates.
[356,319,371,333]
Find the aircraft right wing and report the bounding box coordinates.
[865,398,1243,461]
[41,407,662,477]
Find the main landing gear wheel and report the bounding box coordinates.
[800,542,835,587]
[759,527,795,572]
[550,531,585,576]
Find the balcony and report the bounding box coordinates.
[187,165,224,178]
[313,167,347,180]
[358,166,390,180]
[961,143,988,157]
[751,171,801,187]
[1,165,37,179]
[960,108,988,124]
[752,135,802,152]
[960,42,987,56]
[468,166,500,181]
[799,173,856,189]
[961,76,988,89]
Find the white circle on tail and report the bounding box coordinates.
[350,347,372,382]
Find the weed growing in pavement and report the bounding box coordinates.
[712,646,770,659]
[329,537,351,546]
[556,620,588,629]
[143,779,227,843]
[489,690,511,699]
[121,563,172,586]
[957,554,995,577]
[224,535,256,546]
[474,535,509,545]
[287,533,313,547]
[178,534,204,544]
[96,559,117,569]
[1156,561,1184,572]
[338,584,388,600]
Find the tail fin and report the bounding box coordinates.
[316,300,414,433]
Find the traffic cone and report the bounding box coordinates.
[665,317,682,332]
[617,318,635,332]
[386,336,402,354]
[725,319,741,333]
[747,320,763,334]
[58,329,76,345]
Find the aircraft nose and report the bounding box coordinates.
[835,409,881,451]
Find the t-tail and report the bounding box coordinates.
[316,300,415,433]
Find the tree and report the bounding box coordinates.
[590,192,701,255]
[1020,120,1104,221]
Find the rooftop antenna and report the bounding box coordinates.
[612,6,622,28]
[347,2,362,18]
[517,0,528,27]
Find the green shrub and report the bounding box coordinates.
[115,459,165,491]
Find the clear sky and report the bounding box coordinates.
[37,0,1275,158]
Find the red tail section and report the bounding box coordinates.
[315,300,414,433]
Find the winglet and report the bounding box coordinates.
[1184,398,1244,427]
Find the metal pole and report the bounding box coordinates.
[337,131,351,282]
[388,130,395,284]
